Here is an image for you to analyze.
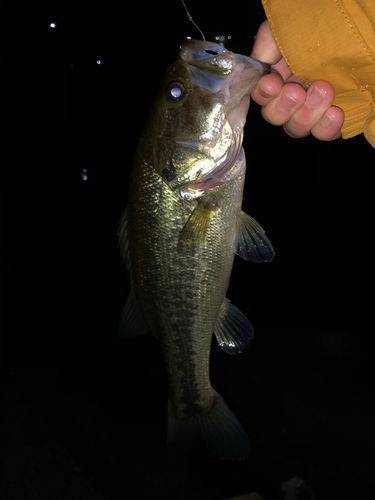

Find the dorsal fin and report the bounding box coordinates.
[117,208,131,273]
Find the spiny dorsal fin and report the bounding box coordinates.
[214,298,254,355]
[236,211,274,262]
[119,288,153,340]
[117,208,131,273]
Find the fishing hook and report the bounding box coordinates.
[180,0,206,41]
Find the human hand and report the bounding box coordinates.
[250,20,344,141]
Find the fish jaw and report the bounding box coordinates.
[180,39,269,120]
[163,40,269,196]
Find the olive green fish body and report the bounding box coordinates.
[127,149,245,418]
[118,40,274,459]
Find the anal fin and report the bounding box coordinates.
[214,298,254,355]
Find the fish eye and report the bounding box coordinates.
[166,82,185,102]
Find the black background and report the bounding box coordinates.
[1,1,374,499]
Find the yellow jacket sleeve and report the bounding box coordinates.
[262,0,375,147]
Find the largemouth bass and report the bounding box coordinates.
[118,39,274,460]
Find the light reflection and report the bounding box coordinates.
[80,168,88,181]
[214,35,229,47]
[49,23,56,28]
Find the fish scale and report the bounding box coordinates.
[129,165,242,407]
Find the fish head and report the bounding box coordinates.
[153,39,270,199]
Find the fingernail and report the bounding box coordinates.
[320,111,334,128]
[278,92,298,111]
[306,85,327,109]
[259,87,274,99]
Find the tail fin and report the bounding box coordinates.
[167,390,251,460]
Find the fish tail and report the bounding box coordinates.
[167,390,251,460]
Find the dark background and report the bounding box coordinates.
[1,1,374,499]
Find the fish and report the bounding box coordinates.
[117,39,274,460]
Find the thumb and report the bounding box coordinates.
[250,20,282,65]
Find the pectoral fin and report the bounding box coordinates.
[214,298,254,355]
[178,202,217,248]
[236,211,274,262]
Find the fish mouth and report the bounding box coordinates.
[175,40,269,197]
[179,39,269,97]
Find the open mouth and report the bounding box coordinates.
[181,39,269,99]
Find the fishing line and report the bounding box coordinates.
[180,0,206,41]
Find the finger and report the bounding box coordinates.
[283,81,336,138]
[250,72,285,107]
[260,82,308,126]
[284,72,309,89]
[250,20,282,64]
[270,58,294,83]
[310,105,345,141]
